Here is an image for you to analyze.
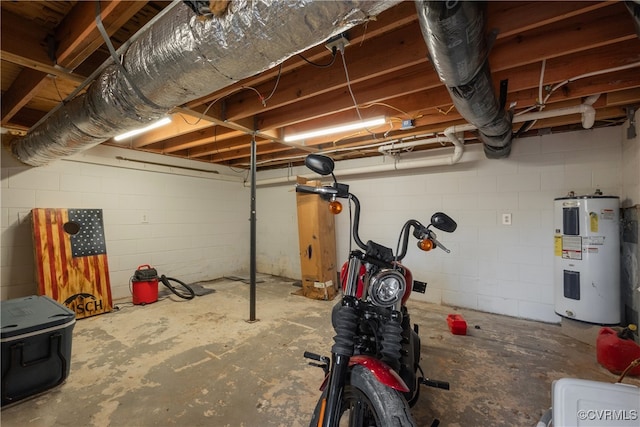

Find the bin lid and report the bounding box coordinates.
[1,295,76,340]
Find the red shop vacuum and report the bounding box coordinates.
[130,265,196,305]
[131,265,159,305]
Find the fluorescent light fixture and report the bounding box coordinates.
[114,117,172,141]
[284,117,386,143]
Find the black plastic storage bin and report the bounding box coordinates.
[1,295,76,406]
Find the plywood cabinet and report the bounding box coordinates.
[296,179,338,300]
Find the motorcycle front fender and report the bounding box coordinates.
[349,355,410,392]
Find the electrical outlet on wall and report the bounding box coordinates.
[501,213,512,225]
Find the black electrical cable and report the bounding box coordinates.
[297,47,337,68]
[515,120,535,138]
[159,275,196,300]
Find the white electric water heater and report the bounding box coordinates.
[553,194,620,324]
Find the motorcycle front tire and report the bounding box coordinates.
[309,365,417,427]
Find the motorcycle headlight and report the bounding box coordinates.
[368,269,406,308]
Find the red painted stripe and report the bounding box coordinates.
[56,209,70,290]
[32,209,47,293]
[90,255,100,290]
[94,255,111,311]
[91,255,107,311]
[44,209,59,300]
[82,255,91,286]
[100,254,113,304]
[103,255,113,308]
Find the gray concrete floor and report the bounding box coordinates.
[2,275,638,427]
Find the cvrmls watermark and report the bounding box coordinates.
[577,409,638,421]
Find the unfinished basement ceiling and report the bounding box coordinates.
[2,1,640,170]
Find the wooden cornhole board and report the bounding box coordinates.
[31,208,113,319]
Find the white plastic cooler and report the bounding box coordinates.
[537,378,640,427]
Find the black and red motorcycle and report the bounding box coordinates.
[296,154,457,427]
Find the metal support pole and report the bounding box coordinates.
[248,135,258,323]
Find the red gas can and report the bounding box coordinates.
[447,314,467,335]
[131,265,159,305]
[596,327,640,376]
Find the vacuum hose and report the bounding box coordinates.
[159,275,195,300]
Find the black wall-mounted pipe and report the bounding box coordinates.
[415,1,513,159]
[248,136,257,323]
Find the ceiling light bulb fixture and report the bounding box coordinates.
[284,116,386,143]
[114,117,172,141]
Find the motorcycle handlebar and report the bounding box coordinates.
[296,183,451,257]
[431,235,451,253]
[303,351,322,361]
[396,219,425,261]
[295,184,338,196]
[347,193,367,251]
[396,221,452,259]
[296,184,368,251]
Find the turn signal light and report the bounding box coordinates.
[417,239,434,251]
[328,200,343,214]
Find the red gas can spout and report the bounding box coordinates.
[617,324,638,340]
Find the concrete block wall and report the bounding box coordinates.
[256,182,301,279]
[622,109,640,207]
[256,125,627,323]
[1,146,249,301]
[621,109,640,331]
[2,123,633,323]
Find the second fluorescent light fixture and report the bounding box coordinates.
[284,117,386,143]
[114,117,172,141]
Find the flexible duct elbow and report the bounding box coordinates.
[415,1,513,159]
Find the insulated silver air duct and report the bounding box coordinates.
[415,1,513,159]
[11,0,399,166]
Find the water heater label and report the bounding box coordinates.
[562,235,582,260]
[584,236,605,245]
[600,209,615,220]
